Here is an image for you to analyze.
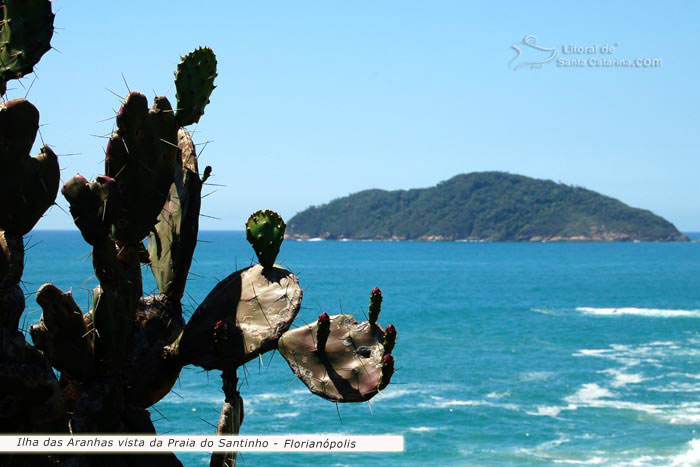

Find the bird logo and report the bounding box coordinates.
[509,35,557,70]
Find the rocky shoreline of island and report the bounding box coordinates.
[285,232,691,242]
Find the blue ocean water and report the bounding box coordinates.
[19,231,700,466]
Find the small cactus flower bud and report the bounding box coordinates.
[316,312,330,352]
[383,324,396,354]
[369,287,383,325]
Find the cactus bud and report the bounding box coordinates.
[316,312,330,352]
[368,287,382,325]
[383,324,396,354]
[245,210,285,268]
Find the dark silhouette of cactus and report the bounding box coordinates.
[0,3,397,466]
[0,2,64,466]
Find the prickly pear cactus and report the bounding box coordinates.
[175,47,217,127]
[0,0,55,95]
[278,312,395,402]
[176,263,302,370]
[105,92,180,243]
[245,209,286,268]
[0,99,60,235]
[147,128,205,299]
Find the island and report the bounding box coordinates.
[286,172,688,242]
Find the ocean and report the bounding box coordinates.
[19,231,700,466]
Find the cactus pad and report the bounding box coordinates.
[105,92,179,243]
[61,175,119,246]
[31,284,94,381]
[246,210,286,268]
[278,314,395,402]
[0,99,59,235]
[174,47,217,127]
[147,128,202,299]
[126,294,184,408]
[0,0,55,95]
[176,264,302,370]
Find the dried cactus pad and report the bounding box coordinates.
[175,47,217,126]
[278,315,395,402]
[0,0,55,94]
[177,264,302,370]
[246,210,286,268]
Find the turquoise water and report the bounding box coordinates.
[20,231,700,466]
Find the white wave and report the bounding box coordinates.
[520,371,554,382]
[538,434,571,450]
[418,396,519,411]
[553,457,608,465]
[565,383,614,404]
[562,383,666,416]
[531,307,561,316]
[272,411,300,418]
[526,405,575,418]
[410,427,434,433]
[486,391,510,399]
[577,307,700,318]
[601,369,645,387]
[572,340,692,367]
[649,382,700,393]
[375,387,412,401]
[671,439,700,466]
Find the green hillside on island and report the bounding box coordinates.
[287,172,688,242]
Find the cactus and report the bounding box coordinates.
[0,0,55,95]
[175,262,303,370]
[175,47,217,127]
[0,99,60,235]
[0,5,65,466]
[278,313,394,402]
[105,92,180,244]
[245,209,286,268]
[147,129,206,299]
[0,10,398,461]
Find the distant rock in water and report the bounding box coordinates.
[287,172,688,242]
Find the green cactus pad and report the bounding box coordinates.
[105,92,179,243]
[246,210,286,268]
[0,99,59,235]
[31,284,94,381]
[0,0,55,95]
[176,264,302,370]
[174,47,217,126]
[147,128,202,299]
[278,315,395,402]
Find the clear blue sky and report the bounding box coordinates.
[16,1,700,230]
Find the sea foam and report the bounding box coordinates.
[577,307,700,318]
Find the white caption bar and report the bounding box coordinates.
[1,435,404,453]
